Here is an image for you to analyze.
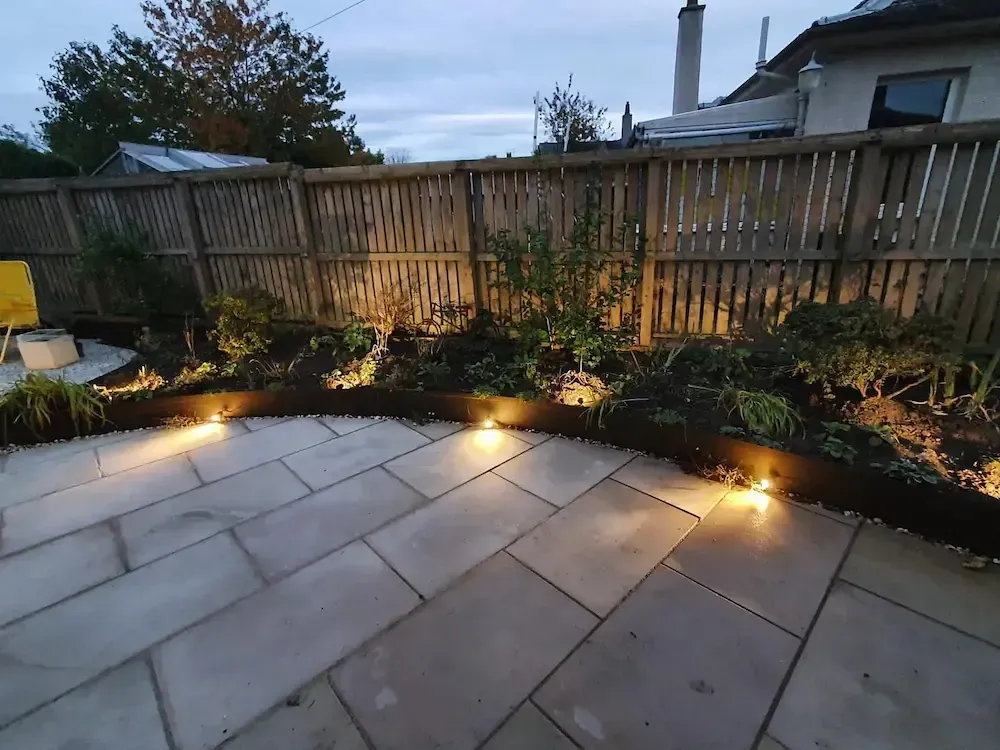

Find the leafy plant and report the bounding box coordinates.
[963,349,1000,421]
[173,361,217,388]
[309,334,339,354]
[323,355,377,390]
[873,459,940,485]
[782,299,957,399]
[341,322,375,356]
[489,182,641,371]
[205,287,283,362]
[473,384,501,398]
[714,387,802,437]
[860,423,896,446]
[1,374,105,439]
[816,422,858,465]
[96,366,165,401]
[516,390,540,402]
[464,353,520,395]
[649,407,686,427]
[247,355,301,389]
[416,358,451,388]
[717,424,782,449]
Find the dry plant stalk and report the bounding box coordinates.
[355,282,414,357]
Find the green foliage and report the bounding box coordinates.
[79,225,194,318]
[172,361,216,388]
[680,344,751,385]
[782,299,956,398]
[40,0,368,172]
[205,287,283,362]
[516,390,540,402]
[323,355,377,390]
[816,423,858,465]
[416,358,451,388]
[873,459,940,485]
[649,407,686,427]
[718,387,802,438]
[308,334,338,353]
[472,384,501,398]
[490,184,640,370]
[963,348,1000,420]
[464,353,520,394]
[540,74,610,151]
[0,133,78,178]
[0,374,105,439]
[341,322,375,355]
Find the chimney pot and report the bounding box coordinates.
[673,2,706,115]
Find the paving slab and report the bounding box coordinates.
[188,418,335,483]
[2,431,132,473]
[383,427,531,498]
[320,416,383,435]
[402,419,466,440]
[535,566,798,749]
[840,523,1000,647]
[1,448,100,510]
[333,553,596,750]
[509,479,697,615]
[283,420,429,490]
[757,735,788,750]
[0,660,169,750]
[768,582,1000,750]
[242,417,289,431]
[499,428,549,445]
[154,540,418,750]
[0,524,123,627]
[0,533,259,726]
[120,461,310,568]
[493,437,633,507]
[666,490,855,635]
[482,703,577,750]
[236,467,425,580]
[221,678,367,750]
[1,455,201,556]
[98,421,247,475]
[367,472,554,596]
[611,455,727,517]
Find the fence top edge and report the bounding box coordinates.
[0,163,295,194]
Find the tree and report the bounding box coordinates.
[0,126,79,178]
[540,74,610,152]
[385,148,412,164]
[39,0,369,171]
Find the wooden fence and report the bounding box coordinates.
[3,120,1000,347]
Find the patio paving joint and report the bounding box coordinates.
[839,577,1000,651]
[528,698,585,750]
[106,518,131,572]
[360,539,427,602]
[144,653,179,750]
[227,529,271,586]
[323,672,380,750]
[749,519,862,750]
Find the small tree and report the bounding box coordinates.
[385,148,412,164]
[540,74,610,152]
[489,183,640,370]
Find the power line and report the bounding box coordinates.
[302,0,371,31]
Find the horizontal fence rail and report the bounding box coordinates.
[3,121,1000,347]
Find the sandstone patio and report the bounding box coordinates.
[1,416,998,749]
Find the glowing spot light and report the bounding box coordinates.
[482,418,496,430]
[209,412,224,423]
[757,478,770,491]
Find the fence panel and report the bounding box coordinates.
[3,122,1000,346]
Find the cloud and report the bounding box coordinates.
[0,0,834,160]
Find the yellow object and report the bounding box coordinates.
[0,261,40,364]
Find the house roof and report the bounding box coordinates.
[724,0,1000,104]
[636,93,798,140]
[93,142,268,175]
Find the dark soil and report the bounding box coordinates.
[75,318,1000,500]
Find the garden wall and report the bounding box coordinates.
[3,120,1000,347]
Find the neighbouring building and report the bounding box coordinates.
[92,142,268,176]
[634,0,1000,147]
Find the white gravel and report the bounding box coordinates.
[0,340,137,395]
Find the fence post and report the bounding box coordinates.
[833,139,883,303]
[173,178,214,305]
[452,168,482,318]
[288,167,324,323]
[55,184,103,315]
[639,158,664,347]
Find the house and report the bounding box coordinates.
[92,142,268,176]
[634,0,1000,146]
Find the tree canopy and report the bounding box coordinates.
[541,74,610,153]
[39,0,375,172]
[0,126,79,179]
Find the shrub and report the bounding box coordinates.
[782,299,956,399]
[489,182,640,370]
[341,322,375,355]
[205,287,284,361]
[0,374,105,440]
[355,282,413,357]
[79,225,197,318]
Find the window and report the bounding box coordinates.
[868,77,952,129]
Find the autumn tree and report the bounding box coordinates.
[39,0,371,171]
[541,74,610,152]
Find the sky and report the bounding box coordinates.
[0,0,843,162]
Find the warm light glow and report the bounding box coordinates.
[473,427,504,450]
[209,412,223,423]
[758,478,770,491]
[482,418,496,429]
[746,489,770,512]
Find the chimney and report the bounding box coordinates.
[757,16,770,70]
[621,102,633,144]
[673,0,706,115]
